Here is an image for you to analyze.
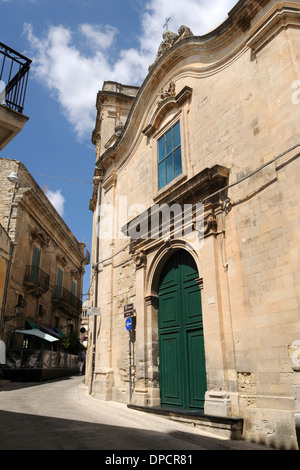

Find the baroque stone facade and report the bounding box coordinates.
[0,158,89,353]
[87,0,300,449]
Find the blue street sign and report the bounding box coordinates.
[125,317,132,331]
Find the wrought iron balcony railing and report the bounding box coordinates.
[0,42,31,113]
[52,286,82,314]
[24,265,50,294]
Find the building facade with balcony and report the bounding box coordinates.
[87,0,300,450]
[0,158,89,378]
[0,42,31,151]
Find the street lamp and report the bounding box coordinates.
[7,171,19,184]
[5,299,24,322]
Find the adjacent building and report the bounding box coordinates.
[87,0,300,449]
[0,41,31,367]
[0,158,89,378]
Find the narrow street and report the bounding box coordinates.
[0,375,273,454]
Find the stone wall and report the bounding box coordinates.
[89,0,300,449]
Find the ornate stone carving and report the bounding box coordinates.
[114,121,124,136]
[94,132,101,158]
[133,251,146,269]
[149,26,194,71]
[30,228,50,247]
[204,211,218,235]
[158,81,176,105]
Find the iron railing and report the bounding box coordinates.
[0,42,31,113]
[53,286,82,313]
[24,265,50,293]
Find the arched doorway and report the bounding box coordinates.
[158,249,207,410]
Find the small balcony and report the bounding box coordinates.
[23,265,50,297]
[0,42,31,150]
[52,286,82,316]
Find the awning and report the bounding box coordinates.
[26,321,38,329]
[39,325,61,339]
[14,328,59,342]
[54,328,65,338]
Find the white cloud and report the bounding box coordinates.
[79,23,118,50]
[23,0,237,141]
[45,188,65,216]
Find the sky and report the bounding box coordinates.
[0,0,237,299]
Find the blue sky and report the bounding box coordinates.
[0,0,237,298]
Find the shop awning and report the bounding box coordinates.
[14,328,59,342]
[26,321,38,329]
[39,325,61,339]
[54,328,65,337]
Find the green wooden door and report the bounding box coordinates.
[71,280,77,306]
[158,250,207,410]
[56,267,63,299]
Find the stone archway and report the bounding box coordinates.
[157,249,207,409]
[144,243,206,409]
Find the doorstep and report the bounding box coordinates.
[127,404,243,440]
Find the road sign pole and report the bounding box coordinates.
[129,330,132,404]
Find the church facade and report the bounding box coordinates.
[87,0,300,449]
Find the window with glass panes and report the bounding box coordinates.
[158,121,182,190]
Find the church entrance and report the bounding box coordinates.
[158,250,207,410]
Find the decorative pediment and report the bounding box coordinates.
[71,269,80,279]
[56,254,67,266]
[30,228,49,247]
[142,86,192,138]
[122,164,230,250]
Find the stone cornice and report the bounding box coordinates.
[96,0,295,174]
[247,2,300,53]
[20,188,85,264]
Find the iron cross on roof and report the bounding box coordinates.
[163,17,170,30]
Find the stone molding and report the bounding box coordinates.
[142,86,192,138]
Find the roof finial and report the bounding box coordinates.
[163,17,170,31]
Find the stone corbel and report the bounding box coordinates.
[102,172,117,193]
[204,211,218,236]
[133,251,147,270]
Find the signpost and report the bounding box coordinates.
[126,317,133,404]
[125,317,132,331]
[87,306,101,316]
[124,303,134,318]
[125,307,135,405]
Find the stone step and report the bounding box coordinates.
[127,404,243,440]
